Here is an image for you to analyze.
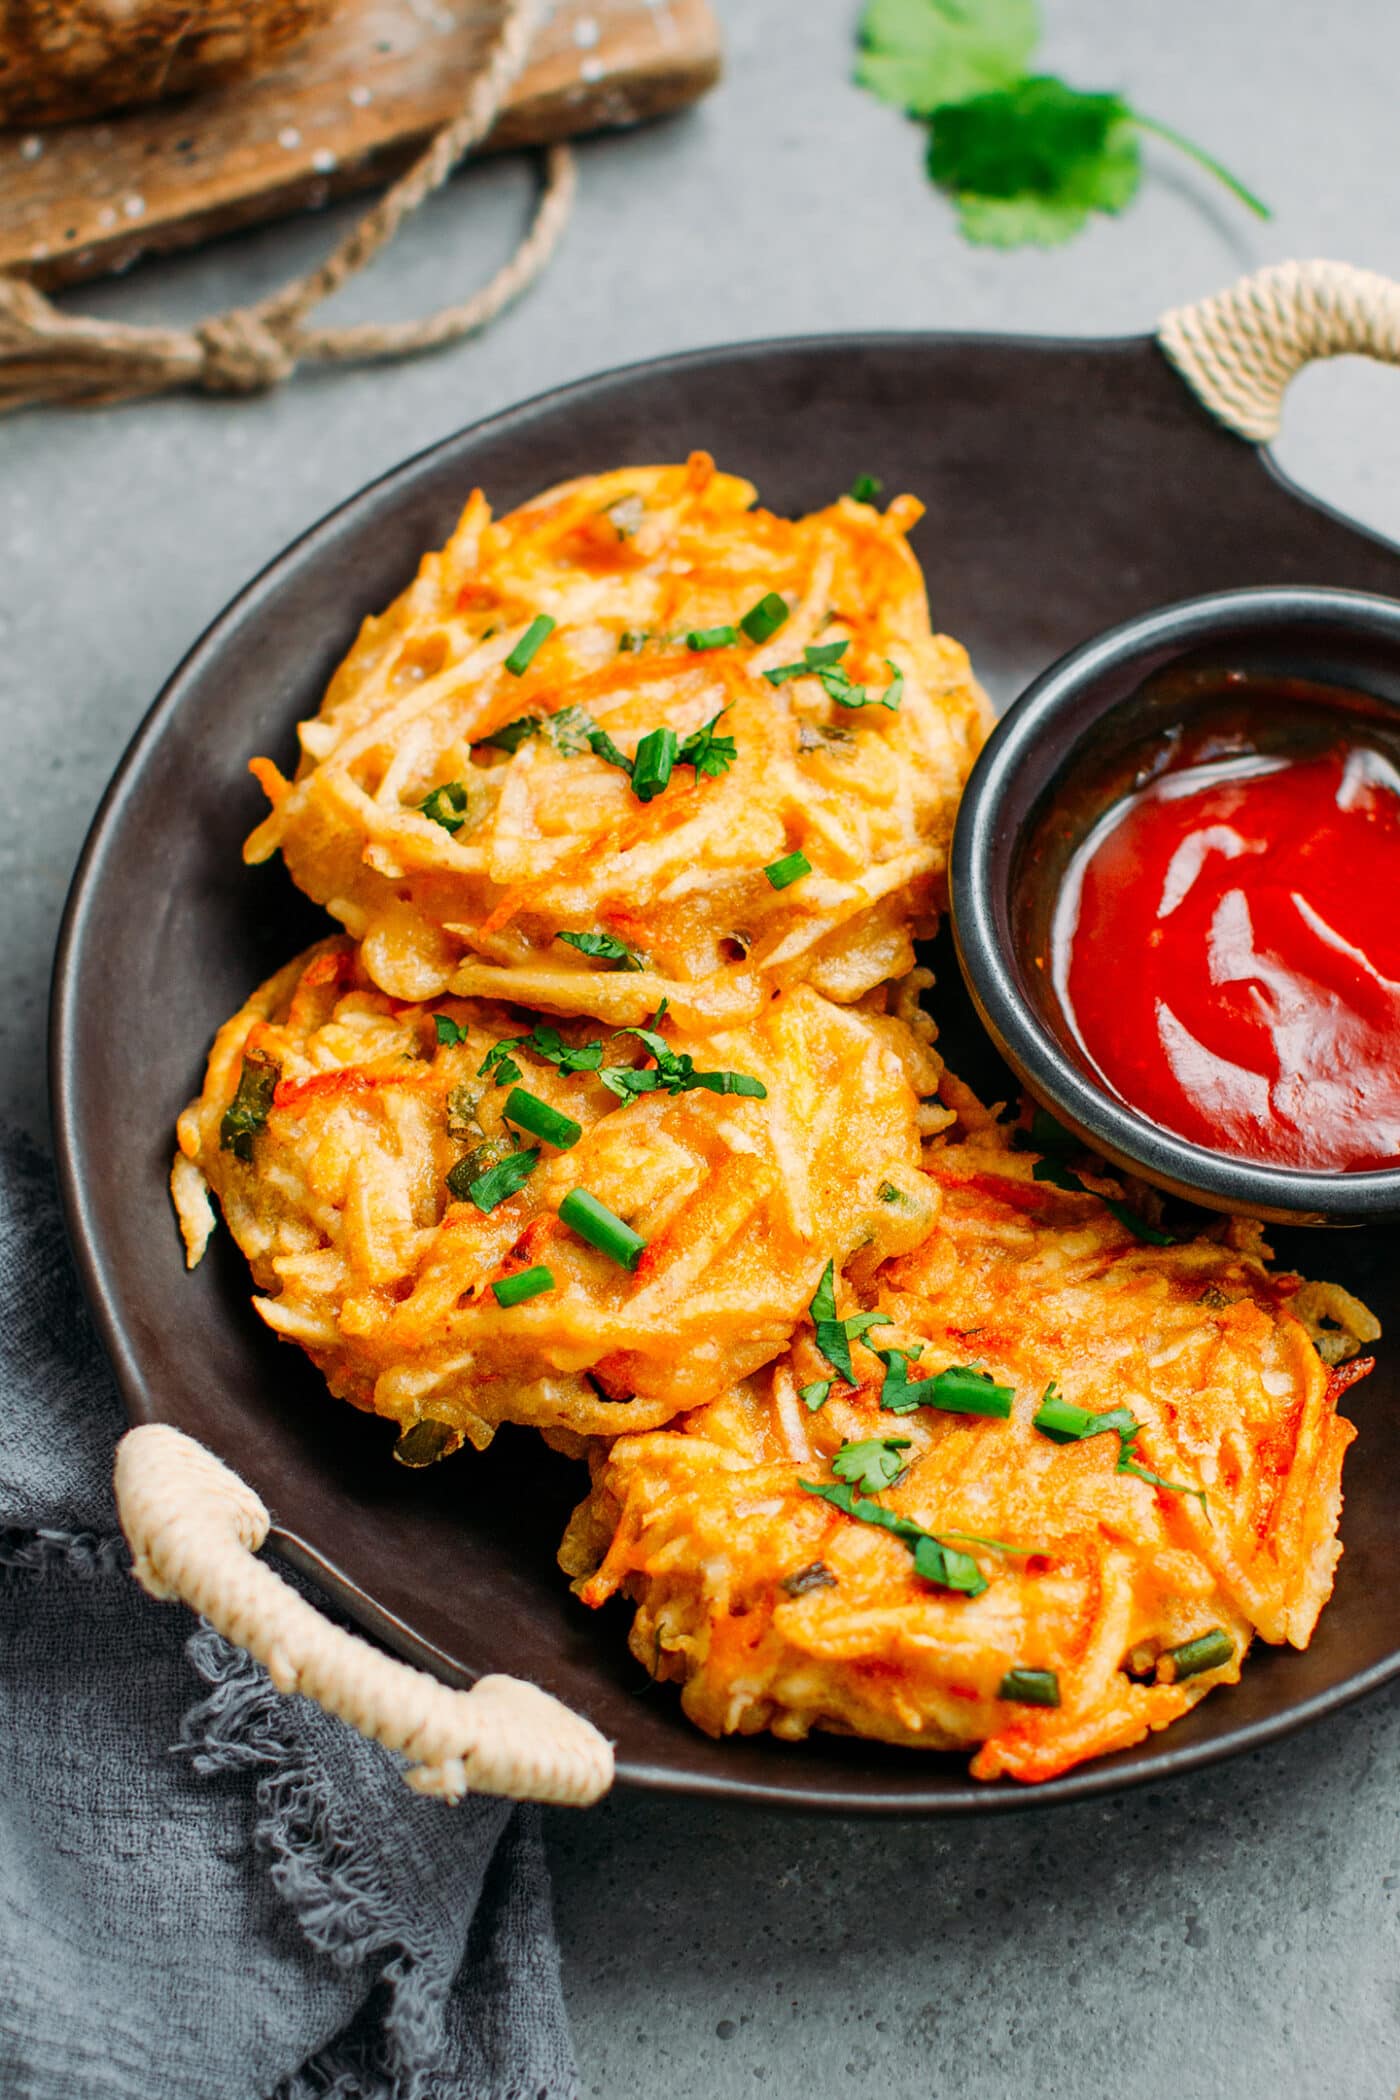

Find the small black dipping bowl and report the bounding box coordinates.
[949,586,1400,1227]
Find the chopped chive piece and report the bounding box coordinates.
[434,1014,469,1048]
[394,1420,460,1468]
[477,715,538,754]
[686,625,737,651]
[1163,1629,1235,1681]
[559,1187,646,1270]
[418,780,469,833]
[584,725,634,777]
[799,1379,833,1413]
[504,615,555,676]
[849,474,883,503]
[219,1054,278,1161]
[925,1365,1015,1420]
[503,1087,582,1151]
[1032,1391,1136,1445]
[556,929,645,971]
[781,1561,838,1596]
[764,850,811,890]
[831,1436,911,1493]
[740,592,790,644]
[618,630,648,653]
[999,1667,1061,1708]
[491,1264,555,1308]
[631,726,678,803]
[453,1146,540,1213]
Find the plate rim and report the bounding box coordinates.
[49,324,1400,1815]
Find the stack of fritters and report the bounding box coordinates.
[176,455,1371,1783]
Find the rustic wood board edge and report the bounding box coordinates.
[0,0,721,289]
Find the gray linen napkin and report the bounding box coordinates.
[0,1125,580,2100]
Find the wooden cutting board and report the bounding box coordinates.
[0,0,720,288]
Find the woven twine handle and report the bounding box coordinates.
[0,0,575,414]
[1159,258,1400,444]
[114,1423,613,1806]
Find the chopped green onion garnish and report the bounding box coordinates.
[740,593,789,644]
[491,1265,555,1308]
[998,1668,1061,1708]
[219,1053,278,1161]
[504,615,556,676]
[686,625,737,651]
[831,1437,911,1493]
[849,474,883,503]
[556,929,645,971]
[1162,1629,1235,1681]
[925,1365,1014,1419]
[419,781,469,833]
[559,1187,646,1270]
[799,1379,833,1413]
[618,630,648,653]
[452,1146,540,1213]
[631,726,678,803]
[764,850,811,890]
[1032,1390,1136,1445]
[503,1087,581,1152]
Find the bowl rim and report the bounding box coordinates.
[949,582,1400,1219]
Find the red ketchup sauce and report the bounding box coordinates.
[1053,740,1400,1170]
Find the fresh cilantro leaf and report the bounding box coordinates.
[809,1260,892,1383]
[799,1478,989,1597]
[598,1065,663,1101]
[832,1437,912,1493]
[855,0,1038,117]
[800,1379,834,1413]
[875,1346,925,1413]
[848,474,883,503]
[556,929,645,972]
[457,1145,541,1213]
[418,781,470,833]
[678,710,738,780]
[480,1026,603,1084]
[602,1021,765,1102]
[1031,1385,1207,1508]
[586,725,634,776]
[434,1014,470,1048]
[477,716,539,755]
[1028,1111,1175,1244]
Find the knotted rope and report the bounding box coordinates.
[1159,258,1400,443]
[0,0,575,414]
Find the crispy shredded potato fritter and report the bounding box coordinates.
[174,939,944,1448]
[563,1127,1369,1784]
[243,456,992,1028]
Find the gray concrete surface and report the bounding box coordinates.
[4,2,1400,2095]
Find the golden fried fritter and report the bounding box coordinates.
[563,1125,1366,1783]
[243,455,991,1030]
[173,939,945,1450]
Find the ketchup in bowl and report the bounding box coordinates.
[1053,736,1400,1172]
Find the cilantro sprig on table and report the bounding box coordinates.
[855,0,1269,248]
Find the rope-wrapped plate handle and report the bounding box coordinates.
[1160,258,1400,444]
[114,1423,613,1806]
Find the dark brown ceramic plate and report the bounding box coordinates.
[51,333,1400,1814]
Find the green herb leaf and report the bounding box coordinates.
[848,474,884,503]
[855,0,1038,117]
[434,1014,470,1048]
[479,1026,603,1083]
[631,726,678,803]
[504,614,556,676]
[618,630,649,653]
[799,1379,834,1413]
[832,1436,912,1493]
[602,1020,765,1102]
[808,1260,892,1383]
[740,593,790,644]
[686,626,738,652]
[418,781,470,833]
[219,1053,278,1161]
[1032,1384,1206,1507]
[764,850,811,890]
[454,1145,540,1214]
[677,710,738,780]
[544,707,598,757]
[477,715,538,754]
[875,1346,926,1414]
[556,929,646,972]
[800,1478,989,1598]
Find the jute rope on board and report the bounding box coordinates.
[114,1423,615,1804]
[0,0,575,414]
[1159,258,1400,444]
